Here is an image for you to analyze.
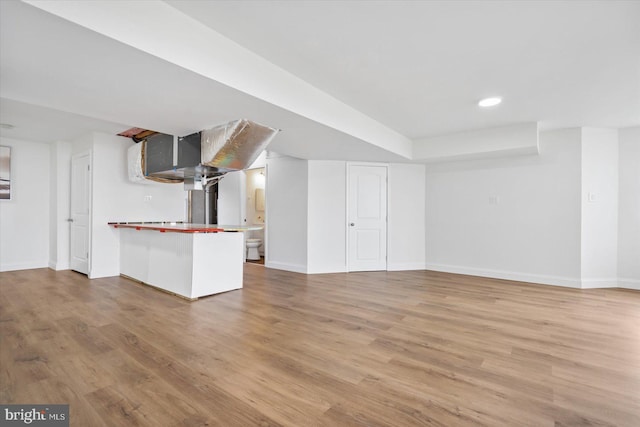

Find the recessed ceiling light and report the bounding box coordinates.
[478,97,502,107]
[0,123,15,130]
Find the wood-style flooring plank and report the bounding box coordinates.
[1,266,639,426]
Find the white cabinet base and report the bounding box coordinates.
[119,229,244,299]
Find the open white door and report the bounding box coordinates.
[70,152,91,275]
[348,164,387,272]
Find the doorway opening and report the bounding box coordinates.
[245,167,266,265]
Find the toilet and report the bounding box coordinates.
[246,238,262,260]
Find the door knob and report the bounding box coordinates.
[67,218,74,222]
[350,223,355,226]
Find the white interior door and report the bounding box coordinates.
[70,152,91,275]
[348,164,387,272]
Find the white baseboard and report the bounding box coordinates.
[425,263,640,290]
[387,262,427,271]
[581,278,619,289]
[307,266,348,274]
[265,261,308,274]
[425,263,582,288]
[0,260,49,272]
[48,261,70,271]
[618,278,640,290]
[88,272,115,279]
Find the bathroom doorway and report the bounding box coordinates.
[245,167,266,264]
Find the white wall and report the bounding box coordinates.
[414,122,539,162]
[388,163,426,270]
[618,127,640,289]
[49,141,72,270]
[266,154,308,273]
[580,128,619,288]
[48,143,58,268]
[307,160,347,273]
[218,170,246,225]
[72,132,186,278]
[268,157,428,274]
[425,129,583,287]
[0,137,50,271]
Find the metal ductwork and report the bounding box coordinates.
[142,119,278,185]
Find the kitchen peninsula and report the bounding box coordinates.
[109,222,262,300]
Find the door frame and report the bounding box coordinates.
[70,151,92,276]
[345,162,389,272]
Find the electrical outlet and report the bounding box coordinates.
[144,195,152,202]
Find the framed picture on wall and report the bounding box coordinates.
[0,146,10,200]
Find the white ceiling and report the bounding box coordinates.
[167,0,640,138]
[1,0,638,161]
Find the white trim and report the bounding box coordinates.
[387,262,427,271]
[265,261,308,274]
[1,261,49,272]
[618,278,640,290]
[581,278,619,289]
[88,151,93,277]
[264,162,269,268]
[425,263,640,290]
[344,164,349,272]
[307,266,348,275]
[346,161,390,167]
[425,263,582,288]
[49,260,71,271]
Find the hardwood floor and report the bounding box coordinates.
[1,266,639,426]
